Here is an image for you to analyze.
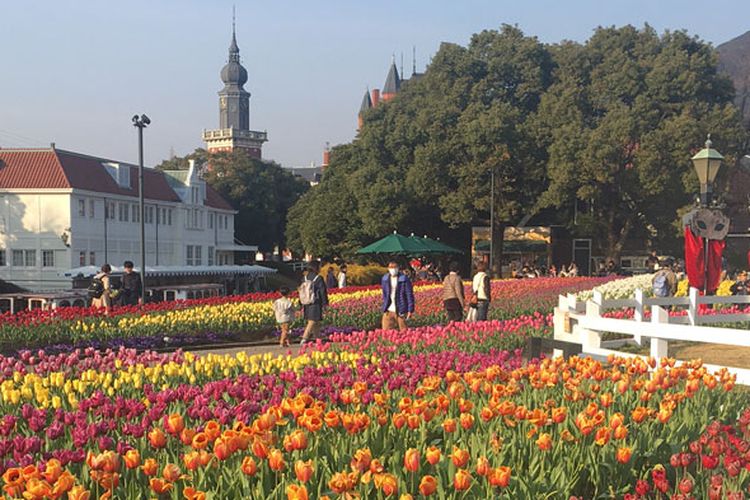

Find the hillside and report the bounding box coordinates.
[717,30,750,123]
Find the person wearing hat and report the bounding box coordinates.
[731,271,750,296]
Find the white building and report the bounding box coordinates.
[0,146,253,290]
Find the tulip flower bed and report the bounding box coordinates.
[0,315,746,499]
[0,277,607,352]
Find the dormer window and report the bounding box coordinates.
[103,162,131,189]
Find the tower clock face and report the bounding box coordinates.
[220,97,227,110]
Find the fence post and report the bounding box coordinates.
[650,305,669,361]
[634,289,644,345]
[593,289,603,305]
[688,287,699,326]
[580,300,603,353]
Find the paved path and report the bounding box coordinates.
[190,343,306,358]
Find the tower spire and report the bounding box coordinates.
[228,5,239,62]
[412,46,416,76]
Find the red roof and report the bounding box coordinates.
[0,148,234,210]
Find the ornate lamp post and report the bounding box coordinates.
[691,135,724,207]
[690,135,725,294]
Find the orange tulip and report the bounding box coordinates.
[162,463,181,482]
[451,447,470,468]
[268,448,286,472]
[183,486,207,500]
[251,439,269,459]
[180,428,197,446]
[536,433,552,451]
[418,475,438,496]
[148,427,167,449]
[214,437,233,461]
[42,459,63,483]
[453,469,472,491]
[294,460,314,483]
[24,478,52,499]
[551,407,567,424]
[165,414,185,435]
[21,464,39,481]
[350,448,372,473]
[286,484,309,500]
[191,432,208,450]
[51,471,75,496]
[141,458,158,476]
[404,448,420,472]
[123,449,141,469]
[594,427,611,447]
[183,451,201,471]
[488,466,511,488]
[241,456,258,476]
[2,468,22,486]
[476,456,490,477]
[425,446,441,465]
[150,478,173,495]
[459,413,475,430]
[442,418,457,433]
[378,473,398,496]
[400,495,414,500]
[204,420,221,441]
[616,447,632,464]
[284,430,308,452]
[328,471,358,494]
[614,425,628,440]
[67,485,91,500]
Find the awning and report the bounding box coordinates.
[215,244,259,252]
[59,264,275,278]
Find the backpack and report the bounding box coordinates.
[87,275,105,299]
[652,272,670,297]
[298,276,318,306]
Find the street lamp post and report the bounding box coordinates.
[690,134,724,294]
[132,114,151,305]
[489,168,494,277]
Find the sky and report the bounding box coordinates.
[1,0,749,168]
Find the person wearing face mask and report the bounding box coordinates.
[381,261,415,331]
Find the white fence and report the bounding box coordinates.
[553,288,750,384]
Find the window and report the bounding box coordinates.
[42,250,54,268]
[145,206,154,224]
[106,201,116,220]
[208,213,214,229]
[78,199,86,217]
[208,246,214,266]
[161,208,167,225]
[89,252,95,266]
[186,245,194,266]
[0,250,5,266]
[79,251,86,266]
[132,204,140,223]
[168,209,172,225]
[13,250,35,267]
[156,206,160,225]
[118,203,129,222]
[88,200,95,218]
[194,245,202,266]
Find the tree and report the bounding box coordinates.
[156,150,308,252]
[536,26,747,259]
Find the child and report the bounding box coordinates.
[273,287,296,347]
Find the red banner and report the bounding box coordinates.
[684,226,725,294]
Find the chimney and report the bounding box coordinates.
[50,142,56,150]
[371,89,380,107]
[322,142,330,168]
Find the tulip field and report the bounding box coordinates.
[0,277,748,498]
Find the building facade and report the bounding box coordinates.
[202,22,267,157]
[0,147,239,290]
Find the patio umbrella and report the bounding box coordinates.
[356,232,429,255]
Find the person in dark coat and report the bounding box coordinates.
[325,267,338,290]
[300,262,328,345]
[119,260,143,306]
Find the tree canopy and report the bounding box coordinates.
[287,24,747,262]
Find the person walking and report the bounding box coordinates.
[731,271,750,296]
[381,261,415,331]
[325,266,338,290]
[119,260,143,306]
[299,262,328,345]
[273,287,297,347]
[442,261,465,323]
[652,260,678,297]
[89,264,113,314]
[337,264,348,289]
[470,262,491,321]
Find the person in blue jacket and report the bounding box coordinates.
[381,260,415,331]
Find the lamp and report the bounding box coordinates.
[690,134,724,206]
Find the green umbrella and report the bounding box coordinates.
[356,232,429,255]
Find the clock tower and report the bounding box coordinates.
[202,16,267,158]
